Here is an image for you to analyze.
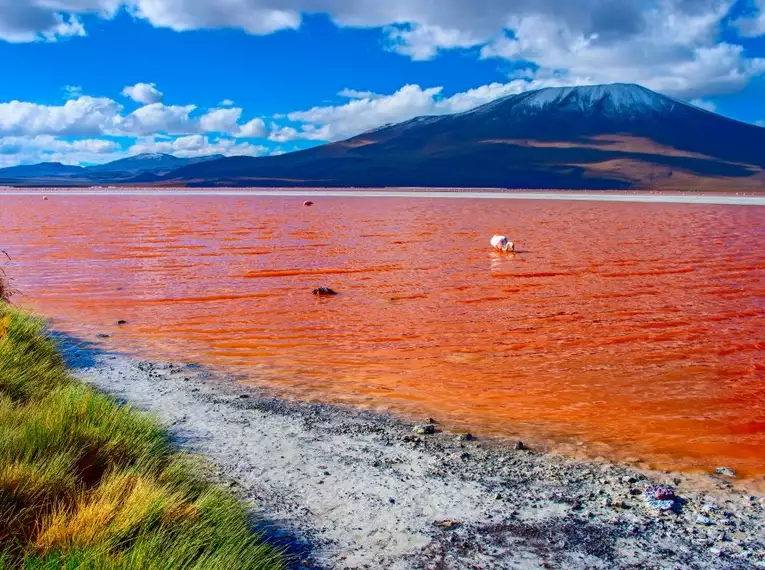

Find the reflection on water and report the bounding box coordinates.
[2,194,764,477]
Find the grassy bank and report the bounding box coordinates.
[0,305,284,569]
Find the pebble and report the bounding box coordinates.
[514,441,526,451]
[696,516,714,526]
[457,433,474,442]
[716,467,737,478]
[413,424,436,435]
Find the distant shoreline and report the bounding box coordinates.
[2,187,765,206]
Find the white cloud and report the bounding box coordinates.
[479,6,765,99]
[237,117,267,138]
[220,99,235,106]
[120,103,197,135]
[130,1,301,34]
[0,96,123,136]
[63,85,83,99]
[267,125,300,143]
[199,107,243,133]
[735,0,765,37]
[129,135,268,158]
[0,1,763,101]
[338,89,381,99]
[689,98,717,112]
[0,135,122,168]
[385,24,483,60]
[121,82,164,104]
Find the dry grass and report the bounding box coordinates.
[0,304,284,570]
[0,251,12,304]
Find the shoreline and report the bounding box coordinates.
[65,338,765,569]
[2,188,765,206]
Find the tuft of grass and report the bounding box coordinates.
[0,304,284,569]
[0,251,14,304]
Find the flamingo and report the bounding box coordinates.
[491,235,515,253]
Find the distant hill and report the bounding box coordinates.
[0,153,224,186]
[86,153,225,177]
[161,84,765,190]
[0,162,85,178]
[2,84,764,190]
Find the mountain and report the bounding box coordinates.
[0,162,85,179]
[161,83,765,190]
[0,154,224,186]
[3,84,764,189]
[86,153,225,177]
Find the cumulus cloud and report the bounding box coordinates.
[735,0,765,36]
[385,24,484,61]
[1,1,763,101]
[0,83,271,167]
[479,5,765,98]
[121,82,164,104]
[237,117,267,138]
[0,96,123,136]
[199,107,243,133]
[128,135,268,158]
[120,103,197,135]
[0,135,123,168]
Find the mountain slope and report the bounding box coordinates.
[0,154,226,185]
[0,162,85,178]
[86,153,225,176]
[164,83,765,190]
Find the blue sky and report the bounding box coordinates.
[1,0,765,167]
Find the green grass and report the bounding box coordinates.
[0,305,284,570]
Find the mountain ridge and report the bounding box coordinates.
[2,84,764,190]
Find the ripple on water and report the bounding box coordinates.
[2,194,764,478]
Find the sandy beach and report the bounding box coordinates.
[63,337,765,570]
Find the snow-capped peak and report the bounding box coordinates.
[133,153,171,161]
[467,83,679,119]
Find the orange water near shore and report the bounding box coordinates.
[2,195,764,477]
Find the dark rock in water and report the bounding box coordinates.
[514,441,526,451]
[117,320,127,325]
[716,467,737,478]
[96,333,111,339]
[312,287,338,296]
[413,424,436,435]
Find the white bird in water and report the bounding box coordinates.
[491,235,515,253]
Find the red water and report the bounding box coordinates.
[2,195,764,477]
